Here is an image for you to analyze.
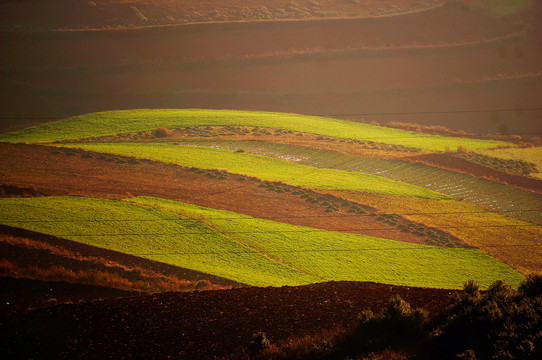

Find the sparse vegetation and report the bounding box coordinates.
[337,192,542,274]
[459,152,538,176]
[0,235,216,293]
[473,146,542,179]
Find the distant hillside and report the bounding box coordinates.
[0,0,443,31]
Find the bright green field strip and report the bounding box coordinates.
[0,196,526,289]
[128,197,525,289]
[0,197,319,286]
[61,142,448,199]
[0,109,507,152]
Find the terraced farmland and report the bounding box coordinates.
[1,108,539,290]
[177,139,542,223]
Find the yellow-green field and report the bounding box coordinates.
[0,196,525,289]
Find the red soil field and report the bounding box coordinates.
[0,280,457,359]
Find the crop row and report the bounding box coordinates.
[184,139,542,223]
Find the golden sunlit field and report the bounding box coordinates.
[1,1,541,359]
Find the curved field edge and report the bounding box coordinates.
[332,191,542,275]
[59,142,448,200]
[0,196,525,289]
[0,109,509,152]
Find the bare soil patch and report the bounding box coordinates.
[0,281,457,359]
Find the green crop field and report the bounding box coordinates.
[181,139,542,223]
[0,196,317,286]
[0,109,508,152]
[60,142,448,199]
[0,196,525,289]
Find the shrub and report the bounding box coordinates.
[153,127,171,138]
[519,274,542,298]
[249,332,270,356]
[341,295,430,355]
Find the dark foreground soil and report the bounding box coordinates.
[0,276,138,316]
[0,281,456,359]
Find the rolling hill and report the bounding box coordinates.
[2,108,539,292]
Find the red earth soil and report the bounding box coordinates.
[0,142,445,246]
[1,2,540,134]
[0,281,458,359]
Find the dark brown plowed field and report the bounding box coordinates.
[0,281,457,359]
[1,142,460,246]
[1,1,540,134]
[0,276,138,316]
